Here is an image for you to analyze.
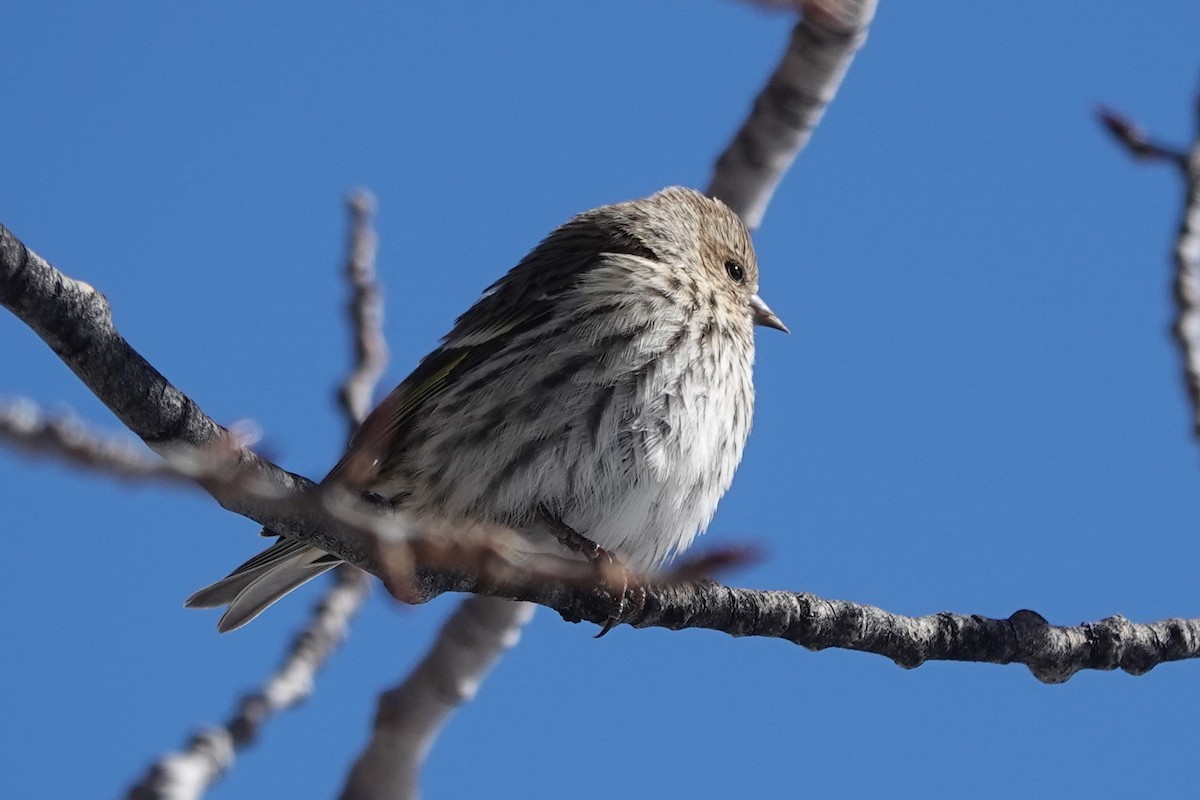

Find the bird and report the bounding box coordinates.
[187,186,786,632]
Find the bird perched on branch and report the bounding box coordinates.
[188,186,786,632]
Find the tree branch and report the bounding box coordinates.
[1098,102,1200,439]
[125,570,370,800]
[125,192,382,800]
[708,0,878,228]
[0,220,388,571]
[339,597,535,800]
[337,189,388,436]
[0,398,226,485]
[333,186,538,799]
[410,563,1200,683]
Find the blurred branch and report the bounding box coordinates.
[339,597,535,800]
[125,571,370,800]
[126,192,382,800]
[708,0,877,228]
[0,398,241,485]
[1097,107,1188,167]
[338,190,388,436]
[334,187,537,799]
[1099,102,1200,438]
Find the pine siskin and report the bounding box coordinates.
[188,186,786,631]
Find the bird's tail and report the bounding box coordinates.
[186,537,342,632]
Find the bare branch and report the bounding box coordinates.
[0,397,278,504]
[415,571,1200,684]
[708,0,878,228]
[339,597,535,800]
[0,393,640,599]
[0,221,387,573]
[0,398,208,484]
[126,568,370,800]
[126,192,384,799]
[1097,107,1188,167]
[1099,103,1200,439]
[338,189,387,435]
[335,182,536,800]
[329,190,536,800]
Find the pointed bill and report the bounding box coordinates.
[749,294,788,333]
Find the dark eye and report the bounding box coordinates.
[725,260,744,283]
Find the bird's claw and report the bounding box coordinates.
[595,571,646,638]
[536,506,641,637]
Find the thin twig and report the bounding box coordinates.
[126,568,370,800]
[1097,107,1189,167]
[338,189,387,436]
[0,398,278,505]
[0,398,227,484]
[1098,103,1200,438]
[334,186,538,800]
[126,193,384,799]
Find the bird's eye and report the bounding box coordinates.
[725,260,744,283]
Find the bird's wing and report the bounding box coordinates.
[324,214,646,489]
[326,343,471,487]
[323,294,559,488]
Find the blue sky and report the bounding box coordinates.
[3,2,1199,798]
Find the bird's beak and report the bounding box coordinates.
[750,294,788,333]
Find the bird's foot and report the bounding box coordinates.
[536,506,641,637]
[594,571,646,638]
